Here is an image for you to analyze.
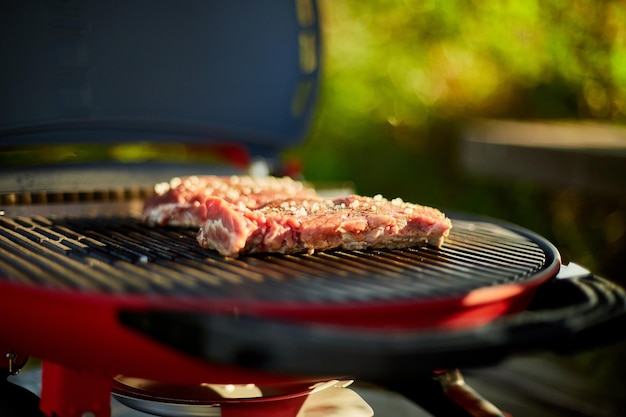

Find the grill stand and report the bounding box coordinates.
[379,370,508,417]
[1,353,510,417]
[27,367,510,417]
[5,364,511,417]
[35,362,312,417]
[40,362,112,417]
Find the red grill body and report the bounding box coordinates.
[1,2,625,417]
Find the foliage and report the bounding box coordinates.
[313,0,626,126]
[289,0,626,281]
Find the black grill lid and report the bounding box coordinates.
[0,1,320,159]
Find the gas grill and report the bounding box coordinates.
[2,194,625,417]
[2,2,626,417]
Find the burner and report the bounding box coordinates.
[111,377,373,417]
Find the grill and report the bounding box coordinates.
[0,200,562,336]
[4,199,611,417]
[2,2,626,417]
[0,215,553,301]
[3,195,625,417]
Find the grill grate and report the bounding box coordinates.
[0,215,553,303]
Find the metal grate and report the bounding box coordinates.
[0,215,555,303]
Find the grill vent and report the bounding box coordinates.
[0,216,553,303]
[0,187,153,205]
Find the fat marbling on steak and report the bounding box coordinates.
[197,193,452,257]
[141,175,318,227]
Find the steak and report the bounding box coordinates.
[141,175,318,227]
[197,194,452,257]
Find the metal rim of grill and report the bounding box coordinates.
[0,213,559,306]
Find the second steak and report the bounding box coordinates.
[197,194,452,257]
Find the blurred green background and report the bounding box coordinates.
[288,0,626,285]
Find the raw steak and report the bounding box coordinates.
[197,194,452,257]
[141,175,318,227]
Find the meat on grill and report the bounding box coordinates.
[142,175,452,257]
[196,194,452,257]
[141,175,318,227]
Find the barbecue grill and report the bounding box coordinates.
[2,2,626,417]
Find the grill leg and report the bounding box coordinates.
[39,362,111,417]
[380,369,509,417]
